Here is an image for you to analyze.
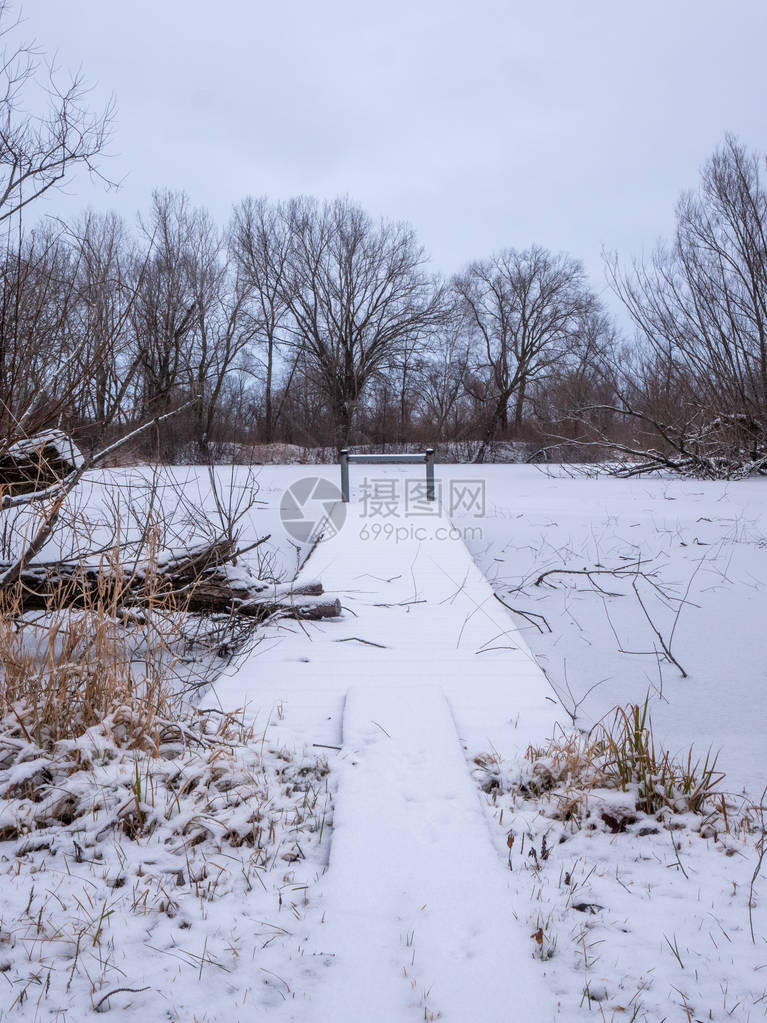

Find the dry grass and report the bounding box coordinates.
[0,703,330,850]
[0,459,273,751]
[0,519,259,749]
[0,704,334,1014]
[479,696,727,827]
[0,543,333,1016]
[0,554,186,749]
[0,468,336,1015]
[589,698,724,816]
[0,608,135,746]
[471,703,765,1021]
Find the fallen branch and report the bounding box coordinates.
[631,579,687,678]
[534,560,649,596]
[1,538,341,622]
[494,593,551,634]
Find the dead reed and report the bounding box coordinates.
[516,696,726,822]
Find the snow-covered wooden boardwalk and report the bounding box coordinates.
[305,684,556,1021]
[208,505,560,1020]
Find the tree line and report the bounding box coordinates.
[2,189,618,461]
[1,2,766,475]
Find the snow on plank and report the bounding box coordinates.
[218,505,562,1018]
[210,504,558,758]
[298,684,557,1022]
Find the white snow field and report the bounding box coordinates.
[2,462,766,1021]
[451,465,767,800]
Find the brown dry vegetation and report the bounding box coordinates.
[475,697,732,835]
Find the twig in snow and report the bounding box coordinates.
[668,826,689,879]
[93,986,151,1011]
[548,661,612,727]
[494,592,551,634]
[534,559,651,592]
[632,579,688,678]
[354,573,403,583]
[334,636,387,648]
[668,555,706,650]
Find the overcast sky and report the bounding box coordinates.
[23,0,767,297]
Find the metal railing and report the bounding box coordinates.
[338,448,435,503]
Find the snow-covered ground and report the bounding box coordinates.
[1,462,765,1021]
[0,718,333,1019]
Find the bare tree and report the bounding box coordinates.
[68,211,134,436]
[530,306,618,440]
[454,246,595,461]
[190,271,255,458]
[279,197,443,448]
[416,312,473,440]
[0,1,114,224]
[230,196,293,445]
[128,191,263,460]
[606,135,767,477]
[0,224,74,439]
[129,190,203,455]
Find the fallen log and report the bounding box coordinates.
[230,594,342,620]
[1,539,341,621]
[0,430,84,496]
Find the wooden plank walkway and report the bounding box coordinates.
[208,504,560,1020]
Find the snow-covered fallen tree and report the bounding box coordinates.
[0,435,342,751]
[572,405,767,480]
[0,429,84,495]
[2,536,341,621]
